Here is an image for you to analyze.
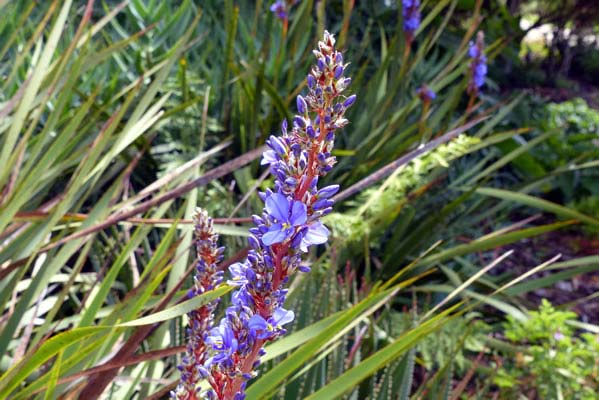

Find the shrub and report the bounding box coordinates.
[495,299,599,399]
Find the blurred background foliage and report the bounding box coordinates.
[0,0,598,399]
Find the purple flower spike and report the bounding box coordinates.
[402,0,420,41]
[474,63,487,87]
[201,31,353,400]
[467,31,487,96]
[262,193,307,245]
[270,0,299,21]
[270,1,287,20]
[468,44,480,59]
[173,209,223,400]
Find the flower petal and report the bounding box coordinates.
[227,262,248,286]
[232,287,252,306]
[248,314,268,332]
[284,227,295,240]
[290,200,307,226]
[261,149,278,165]
[265,193,290,222]
[273,307,295,326]
[300,221,329,251]
[262,223,287,245]
[221,322,237,350]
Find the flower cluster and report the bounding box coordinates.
[173,209,225,400]
[402,0,421,43]
[467,31,487,96]
[200,30,354,400]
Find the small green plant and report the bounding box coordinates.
[532,99,599,175]
[495,299,599,399]
[539,99,599,220]
[503,97,599,211]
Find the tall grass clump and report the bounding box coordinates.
[0,1,598,399]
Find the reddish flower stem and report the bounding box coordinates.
[294,107,328,201]
[223,338,266,398]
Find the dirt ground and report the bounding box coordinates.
[500,228,599,324]
[531,83,599,109]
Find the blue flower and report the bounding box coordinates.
[227,262,249,286]
[270,1,287,19]
[402,0,420,36]
[473,61,487,88]
[300,221,329,252]
[261,149,278,165]
[248,307,295,339]
[404,16,419,32]
[231,286,252,307]
[262,193,307,245]
[468,32,487,94]
[206,321,238,365]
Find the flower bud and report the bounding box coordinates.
[343,94,357,108]
[296,95,307,114]
[317,184,340,198]
[293,116,306,128]
[268,135,287,157]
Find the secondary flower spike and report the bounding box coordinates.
[467,31,487,96]
[270,0,299,20]
[402,0,421,44]
[173,209,225,400]
[201,30,354,400]
[270,1,288,19]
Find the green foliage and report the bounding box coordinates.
[393,312,489,373]
[0,1,598,399]
[531,98,599,210]
[541,99,599,170]
[327,134,481,244]
[495,299,599,399]
[496,95,599,210]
